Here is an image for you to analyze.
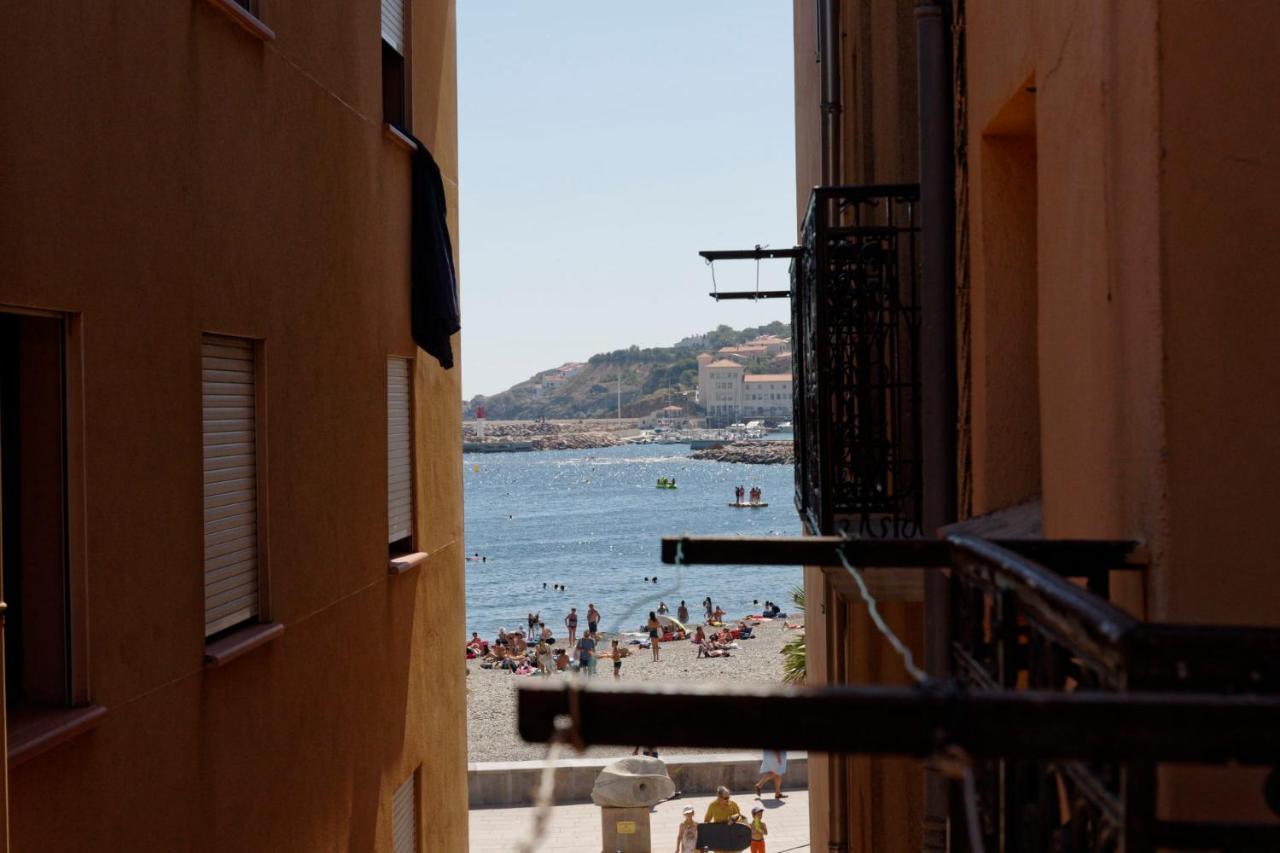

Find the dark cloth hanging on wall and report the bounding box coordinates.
[407,134,460,369]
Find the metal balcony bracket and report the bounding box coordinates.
[699,247,800,301]
[517,680,1280,765]
[708,290,790,301]
[659,534,1144,575]
[698,248,802,261]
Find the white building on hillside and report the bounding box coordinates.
[702,359,745,421]
[696,355,794,422]
[742,374,793,418]
[746,334,790,355]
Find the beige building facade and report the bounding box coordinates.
[0,1,466,850]
[742,375,793,419]
[793,0,1280,849]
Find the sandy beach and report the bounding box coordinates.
[467,617,798,762]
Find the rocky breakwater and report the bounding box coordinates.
[689,440,794,465]
[462,421,624,452]
[530,431,623,451]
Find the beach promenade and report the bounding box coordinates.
[469,788,810,852]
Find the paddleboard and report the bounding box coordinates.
[696,822,752,851]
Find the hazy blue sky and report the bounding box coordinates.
[457,2,796,399]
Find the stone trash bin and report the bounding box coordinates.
[592,756,676,853]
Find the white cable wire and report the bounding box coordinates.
[835,545,928,683]
[515,715,572,853]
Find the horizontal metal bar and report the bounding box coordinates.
[662,535,949,567]
[517,681,1280,764]
[699,248,802,261]
[809,183,922,204]
[660,535,1144,574]
[1152,820,1280,849]
[710,291,791,301]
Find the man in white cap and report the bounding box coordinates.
[674,806,699,853]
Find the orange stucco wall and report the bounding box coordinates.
[966,0,1280,824]
[0,0,465,849]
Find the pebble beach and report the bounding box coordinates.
[466,617,798,762]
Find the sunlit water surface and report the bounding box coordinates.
[463,442,801,637]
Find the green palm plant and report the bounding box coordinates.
[781,584,806,685]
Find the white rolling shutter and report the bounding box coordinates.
[392,770,417,853]
[382,0,405,54]
[202,335,259,637]
[387,357,413,546]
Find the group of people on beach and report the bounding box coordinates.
[466,595,797,684]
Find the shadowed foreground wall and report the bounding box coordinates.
[0,1,465,849]
[966,0,1280,828]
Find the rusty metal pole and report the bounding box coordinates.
[819,2,848,849]
[916,2,957,850]
[820,0,843,188]
[0,446,10,853]
[828,586,849,853]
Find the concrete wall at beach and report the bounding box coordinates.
[469,753,809,809]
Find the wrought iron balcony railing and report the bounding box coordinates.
[792,185,923,537]
[518,535,1280,853]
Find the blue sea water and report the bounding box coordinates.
[463,443,802,638]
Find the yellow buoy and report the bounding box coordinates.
[472,464,480,473]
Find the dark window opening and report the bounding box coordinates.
[389,534,414,558]
[382,40,407,131]
[0,312,70,712]
[232,0,258,14]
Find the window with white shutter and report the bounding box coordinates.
[381,0,405,55]
[381,0,409,130]
[391,769,418,853]
[387,357,414,551]
[202,335,260,637]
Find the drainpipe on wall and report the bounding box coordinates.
[820,3,848,849]
[827,584,850,853]
[0,598,9,853]
[819,0,843,188]
[915,3,957,851]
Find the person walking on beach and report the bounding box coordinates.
[647,611,662,661]
[674,806,699,853]
[565,607,579,646]
[611,638,623,679]
[576,631,596,676]
[754,750,789,800]
[587,603,601,635]
[536,637,553,676]
[678,600,689,623]
[527,611,539,633]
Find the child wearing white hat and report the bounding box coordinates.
[675,806,698,853]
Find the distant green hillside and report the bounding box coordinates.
[467,321,789,420]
